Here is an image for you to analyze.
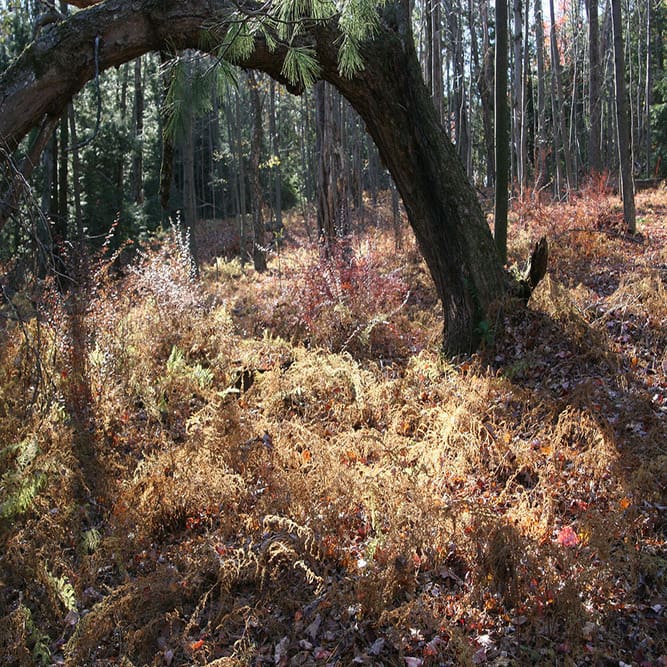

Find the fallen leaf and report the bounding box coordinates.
[190,639,205,651]
[369,638,385,655]
[404,658,423,667]
[274,636,289,664]
[305,613,321,641]
[557,525,580,547]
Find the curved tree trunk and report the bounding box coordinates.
[0,0,507,353]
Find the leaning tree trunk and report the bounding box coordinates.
[0,0,513,354]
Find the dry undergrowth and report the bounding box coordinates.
[1,190,666,666]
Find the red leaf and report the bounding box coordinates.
[557,525,579,547]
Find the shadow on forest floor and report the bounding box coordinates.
[0,191,666,666]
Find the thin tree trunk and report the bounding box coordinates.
[182,57,199,272]
[431,0,444,122]
[247,71,267,272]
[549,0,575,194]
[586,0,602,173]
[611,0,636,232]
[68,104,83,241]
[534,0,548,189]
[234,88,248,264]
[495,0,510,263]
[447,0,468,163]
[512,0,525,194]
[299,94,314,240]
[644,0,651,176]
[269,79,283,233]
[224,90,242,253]
[57,112,69,236]
[0,113,60,229]
[131,56,144,205]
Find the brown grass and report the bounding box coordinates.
[1,191,666,665]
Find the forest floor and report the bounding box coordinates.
[0,185,666,666]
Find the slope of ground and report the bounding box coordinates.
[0,187,665,666]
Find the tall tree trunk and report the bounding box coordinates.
[234,88,248,264]
[224,90,243,253]
[117,62,129,201]
[57,112,69,233]
[299,93,314,240]
[247,71,267,272]
[68,103,84,241]
[611,0,636,232]
[549,0,575,194]
[586,0,602,174]
[495,0,510,263]
[131,56,144,205]
[315,81,348,247]
[644,0,651,176]
[390,178,402,249]
[269,79,283,234]
[431,0,444,122]
[159,52,174,214]
[512,0,526,194]
[447,0,469,163]
[533,0,548,189]
[182,57,199,272]
[467,0,494,185]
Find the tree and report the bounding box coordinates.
[512,0,526,195]
[469,0,495,186]
[315,81,349,246]
[533,0,549,188]
[495,0,510,264]
[611,0,637,232]
[585,0,602,174]
[549,0,575,195]
[247,71,267,271]
[0,0,538,354]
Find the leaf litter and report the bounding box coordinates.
[0,189,666,665]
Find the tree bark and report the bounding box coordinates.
[131,55,144,205]
[495,0,510,264]
[586,0,602,174]
[182,54,200,272]
[512,0,525,194]
[0,0,512,353]
[533,0,548,189]
[247,70,267,272]
[315,81,349,247]
[549,0,575,194]
[269,79,283,234]
[611,0,636,232]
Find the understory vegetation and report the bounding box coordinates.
[1,187,666,665]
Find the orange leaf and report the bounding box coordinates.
[190,639,205,651]
[301,449,312,463]
[619,496,631,510]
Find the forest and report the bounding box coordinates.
[0,0,666,664]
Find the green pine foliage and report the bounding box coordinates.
[213,0,385,86]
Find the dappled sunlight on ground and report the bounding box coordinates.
[1,188,666,665]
